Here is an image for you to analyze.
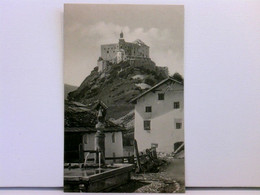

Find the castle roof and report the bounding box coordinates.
[132,39,148,47]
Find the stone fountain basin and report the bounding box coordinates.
[64,163,134,192]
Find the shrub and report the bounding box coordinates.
[118,71,127,78]
[144,77,155,86]
[100,77,105,83]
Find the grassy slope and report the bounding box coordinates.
[68,61,167,119]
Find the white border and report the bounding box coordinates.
[0,0,260,187]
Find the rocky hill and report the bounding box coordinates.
[68,60,168,120]
[110,110,135,130]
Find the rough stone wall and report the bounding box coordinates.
[98,60,107,72]
[99,39,150,70]
[101,43,118,61]
[122,42,149,58]
[101,40,149,61]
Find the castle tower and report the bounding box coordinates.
[120,31,124,39]
[119,31,125,52]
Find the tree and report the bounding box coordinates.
[172,72,184,83]
[144,76,155,86]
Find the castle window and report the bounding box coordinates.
[144,120,151,130]
[145,106,152,113]
[174,102,180,109]
[158,93,164,100]
[107,51,109,53]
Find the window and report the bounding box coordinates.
[174,102,180,109]
[174,142,184,152]
[145,106,152,112]
[175,119,182,129]
[112,133,115,143]
[158,93,164,100]
[176,122,182,129]
[144,120,151,130]
[107,51,109,53]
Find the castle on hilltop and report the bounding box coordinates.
[97,32,152,72]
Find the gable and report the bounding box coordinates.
[131,77,183,104]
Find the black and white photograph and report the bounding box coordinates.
[2,0,260,195]
[64,4,184,193]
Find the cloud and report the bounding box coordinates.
[65,21,183,85]
[88,22,182,69]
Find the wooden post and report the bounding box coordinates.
[134,139,141,173]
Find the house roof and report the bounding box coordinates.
[65,127,123,133]
[65,101,124,131]
[130,77,183,104]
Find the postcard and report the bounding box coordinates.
[64,4,184,193]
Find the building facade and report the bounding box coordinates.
[81,130,123,160]
[65,128,124,162]
[64,101,124,163]
[131,77,184,153]
[97,32,150,72]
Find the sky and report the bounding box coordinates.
[64,4,184,86]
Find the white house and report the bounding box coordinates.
[82,129,124,161]
[64,101,124,163]
[131,77,184,153]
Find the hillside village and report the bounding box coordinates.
[64,32,184,193]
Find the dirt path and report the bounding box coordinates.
[113,158,185,193]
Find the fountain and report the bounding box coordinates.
[64,101,134,192]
